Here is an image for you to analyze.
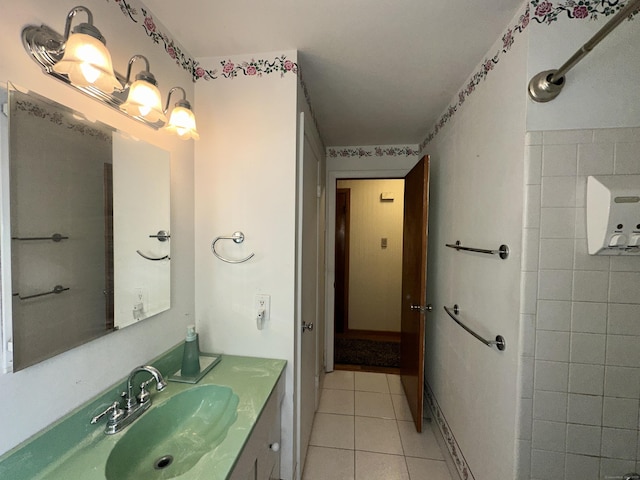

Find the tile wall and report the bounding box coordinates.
[518,127,640,480]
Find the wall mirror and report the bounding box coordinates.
[1,83,171,371]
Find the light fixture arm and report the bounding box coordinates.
[62,6,95,41]
[124,54,155,87]
[164,86,191,113]
[528,0,640,102]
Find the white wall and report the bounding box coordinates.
[0,0,195,455]
[337,179,404,332]
[194,50,299,480]
[421,4,528,479]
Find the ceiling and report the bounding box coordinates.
[144,0,524,147]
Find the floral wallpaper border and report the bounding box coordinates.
[327,145,420,158]
[419,0,636,151]
[15,99,112,143]
[425,382,476,480]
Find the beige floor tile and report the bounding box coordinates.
[354,372,390,393]
[392,394,413,421]
[387,374,404,394]
[355,451,409,480]
[355,416,403,455]
[310,413,354,450]
[324,371,355,390]
[405,457,452,480]
[397,421,444,460]
[302,446,355,480]
[354,391,395,418]
[318,388,354,415]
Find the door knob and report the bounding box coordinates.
[302,322,314,332]
[410,304,432,313]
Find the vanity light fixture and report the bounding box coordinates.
[164,87,199,140]
[120,55,167,124]
[23,6,120,94]
[22,6,195,136]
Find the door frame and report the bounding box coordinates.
[325,167,417,371]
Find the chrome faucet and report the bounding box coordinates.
[91,365,167,434]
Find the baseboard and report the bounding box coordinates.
[424,382,475,480]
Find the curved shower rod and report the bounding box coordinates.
[528,0,640,102]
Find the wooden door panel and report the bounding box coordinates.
[400,156,429,432]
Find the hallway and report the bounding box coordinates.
[302,371,453,480]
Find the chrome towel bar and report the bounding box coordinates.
[11,233,69,242]
[445,240,509,259]
[13,284,70,300]
[443,304,506,351]
[136,250,170,261]
[211,231,255,264]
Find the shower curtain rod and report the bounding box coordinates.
[528,0,640,102]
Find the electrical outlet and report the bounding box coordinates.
[255,294,270,322]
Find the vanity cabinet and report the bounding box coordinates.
[229,374,284,480]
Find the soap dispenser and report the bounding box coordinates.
[181,324,201,377]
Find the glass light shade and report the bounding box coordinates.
[52,33,120,93]
[166,106,199,140]
[120,79,167,124]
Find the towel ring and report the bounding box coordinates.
[211,231,255,264]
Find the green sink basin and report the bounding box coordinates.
[105,384,239,480]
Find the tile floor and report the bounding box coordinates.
[302,371,453,480]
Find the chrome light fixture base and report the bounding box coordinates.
[528,69,565,103]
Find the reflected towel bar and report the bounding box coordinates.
[445,240,509,259]
[136,250,170,261]
[443,304,506,351]
[13,284,70,300]
[11,233,69,242]
[211,231,255,264]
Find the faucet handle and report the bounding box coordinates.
[137,379,153,405]
[90,401,123,425]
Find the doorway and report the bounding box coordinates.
[333,178,405,373]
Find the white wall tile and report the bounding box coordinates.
[521,271,539,314]
[575,175,587,208]
[536,330,570,362]
[577,143,615,176]
[610,255,640,272]
[601,427,638,460]
[539,239,575,270]
[525,185,542,228]
[518,398,533,440]
[572,270,609,303]
[531,449,565,480]
[526,145,543,185]
[569,364,604,395]
[571,302,607,334]
[602,397,639,429]
[532,420,566,451]
[614,142,640,174]
[522,228,540,272]
[537,300,571,331]
[516,440,532,479]
[521,314,536,357]
[593,128,640,144]
[570,333,606,364]
[600,458,637,479]
[567,393,603,426]
[566,423,602,456]
[526,131,543,146]
[540,208,576,239]
[535,360,569,394]
[606,335,640,368]
[609,272,640,304]
[543,130,593,146]
[565,453,601,480]
[608,304,640,336]
[539,270,573,301]
[534,391,568,422]
[604,366,640,399]
[541,177,577,208]
[574,207,586,239]
[521,356,535,399]
[573,239,610,271]
[543,144,578,176]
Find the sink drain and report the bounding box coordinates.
[154,455,174,470]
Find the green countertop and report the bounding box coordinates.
[0,348,286,480]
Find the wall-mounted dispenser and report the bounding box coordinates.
[586,175,640,255]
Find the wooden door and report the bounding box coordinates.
[400,156,430,432]
[334,188,350,334]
